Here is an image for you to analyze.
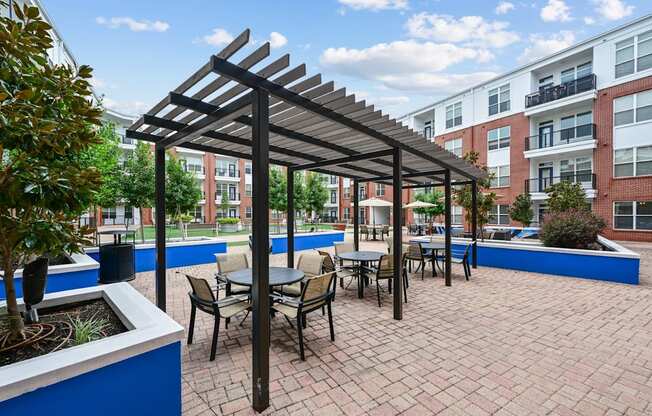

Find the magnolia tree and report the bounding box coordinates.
[453,151,497,240]
[509,193,534,227]
[0,4,102,340]
[165,153,202,238]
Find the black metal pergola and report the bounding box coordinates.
[126,29,485,412]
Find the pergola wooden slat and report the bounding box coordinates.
[126,29,484,412]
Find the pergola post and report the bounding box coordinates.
[287,167,295,268]
[471,180,478,269]
[154,144,166,311]
[251,88,270,412]
[353,179,359,251]
[392,148,403,320]
[444,169,452,287]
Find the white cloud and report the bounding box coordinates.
[584,16,596,25]
[95,16,169,32]
[320,40,495,94]
[518,31,575,64]
[338,0,408,11]
[89,77,106,89]
[594,0,634,21]
[102,97,151,116]
[269,32,287,49]
[198,28,234,46]
[540,0,572,22]
[495,2,515,15]
[405,13,520,48]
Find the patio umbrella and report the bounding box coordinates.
[403,200,437,209]
[358,197,392,226]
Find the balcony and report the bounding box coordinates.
[215,168,241,181]
[524,75,597,117]
[525,173,596,200]
[120,136,135,146]
[215,192,241,204]
[184,165,205,177]
[524,124,597,158]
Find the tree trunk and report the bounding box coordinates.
[139,206,145,243]
[2,258,25,341]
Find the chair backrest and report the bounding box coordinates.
[297,253,325,276]
[382,225,389,232]
[334,242,354,256]
[376,255,394,279]
[317,250,336,273]
[385,238,393,254]
[360,225,368,232]
[216,253,249,274]
[450,242,474,259]
[185,274,215,304]
[302,272,335,304]
[407,242,423,259]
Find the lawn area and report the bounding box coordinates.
[137,223,337,240]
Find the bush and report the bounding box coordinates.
[540,209,605,249]
[217,217,240,225]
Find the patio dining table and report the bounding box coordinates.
[411,240,446,276]
[225,267,305,288]
[367,225,386,241]
[337,251,384,299]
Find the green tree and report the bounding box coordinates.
[268,168,287,232]
[453,151,497,240]
[0,3,103,340]
[292,171,308,225]
[165,153,202,238]
[413,190,444,222]
[122,142,155,243]
[509,193,534,227]
[546,181,590,213]
[305,172,328,220]
[80,121,122,211]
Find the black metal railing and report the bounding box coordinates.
[525,123,596,151]
[525,173,596,193]
[525,74,596,108]
[215,168,240,178]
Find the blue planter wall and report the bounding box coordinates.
[0,268,98,300]
[0,342,181,416]
[271,232,345,254]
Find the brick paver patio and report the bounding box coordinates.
[131,238,652,415]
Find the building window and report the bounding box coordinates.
[487,126,510,151]
[539,75,553,88]
[343,207,350,220]
[330,175,338,185]
[245,163,252,175]
[561,62,592,84]
[192,206,203,223]
[614,90,652,127]
[616,31,652,78]
[445,102,462,129]
[615,146,652,177]
[359,185,366,200]
[245,206,252,219]
[560,157,593,182]
[359,208,366,223]
[245,184,252,197]
[423,120,433,138]
[102,207,116,220]
[444,138,463,157]
[343,187,351,199]
[375,183,385,197]
[488,84,510,116]
[489,204,510,225]
[614,201,652,230]
[489,165,510,188]
[330,190,337,204]
[329,209,337,219]
[452,206,462,225]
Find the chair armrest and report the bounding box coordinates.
[270,293,301,307]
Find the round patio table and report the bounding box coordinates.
[225,267,304,287]
[337,251,385,299]
[411,240,446,276]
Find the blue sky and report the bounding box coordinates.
[42,0,652,118]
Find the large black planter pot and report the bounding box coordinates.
[22,257,49,306]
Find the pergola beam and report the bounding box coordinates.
[291,149,394,171]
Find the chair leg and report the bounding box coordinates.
[302,314,307,329]
[187,304,196,345]
[403,271,408,303]
[376,279,382,307]
[297,314,305,361]
[327,302,335,341]
[210,316,221,361]
[421,261,425,280]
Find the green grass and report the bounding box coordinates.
[137,223,337,241]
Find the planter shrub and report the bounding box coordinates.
[540,209,605,249]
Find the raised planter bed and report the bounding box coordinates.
[413,236,640,284]
[270,231,345,254]
[0,252,99,300]
[0,283,183,415]
[86,237,227,272]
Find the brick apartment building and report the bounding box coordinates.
[399,15,652,242]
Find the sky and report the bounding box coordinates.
[42,0,652,118]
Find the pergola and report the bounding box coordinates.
[126,29,485,412]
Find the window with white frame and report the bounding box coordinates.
[343,207,350,220]
[245,162,252,174]
[330,175,338,185]
[191,206,203,222]
[423,120,433,138]
[488,84,510,116]
[452,205,462,224]
[614,90,652,126]
[614,145,652,177]
[444,138,463,157]
[489,204,510,225]
[445,102,462,129]
[376,183,385,196]
[614,201,652,230]
[561,62,593,84]
[489,165,510,188]
[616,30,652,78]
[359,184,366,199]
[102,207,116,220]
[487,126,510,151]
[330,190,337,204]
[245,184,252,197]
[245,206,252,219]
[560,157,593,182]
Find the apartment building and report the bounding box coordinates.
[399,15,652,242]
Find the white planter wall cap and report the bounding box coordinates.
[0,283,183,402]
[0,252,99,280]
[84,236,227,254]
[269,230,345,239]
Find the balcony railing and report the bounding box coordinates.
[184,165,205,175]
[525,124,596,151]
[525,74,596,108]
[120,136,135,145]
[215,168,240,178]
[525,173,596,193]
[216,192,241,203]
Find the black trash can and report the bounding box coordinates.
[99,243,135,283]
